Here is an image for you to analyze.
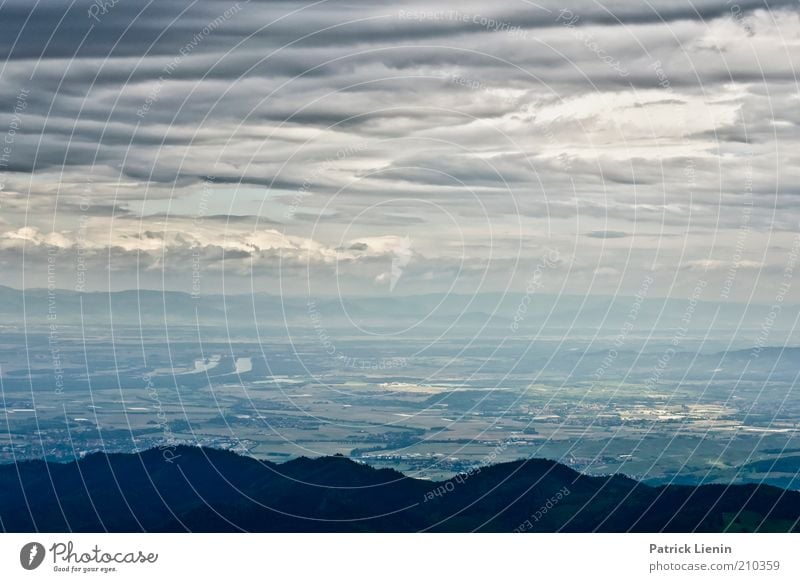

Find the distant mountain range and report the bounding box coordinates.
[2,284,800,344]
[1,447,798,532]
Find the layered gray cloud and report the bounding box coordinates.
[0,0,798,301]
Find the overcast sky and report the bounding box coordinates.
[0,0,798,301]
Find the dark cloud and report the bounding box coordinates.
[585,230,629,238]
[0,0,797,300]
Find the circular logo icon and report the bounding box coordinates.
[20,542,46,570]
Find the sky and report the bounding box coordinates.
[0,0,798,302]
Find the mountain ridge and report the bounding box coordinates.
[1,446,798,532]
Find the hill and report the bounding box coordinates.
[1,446,798,532]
